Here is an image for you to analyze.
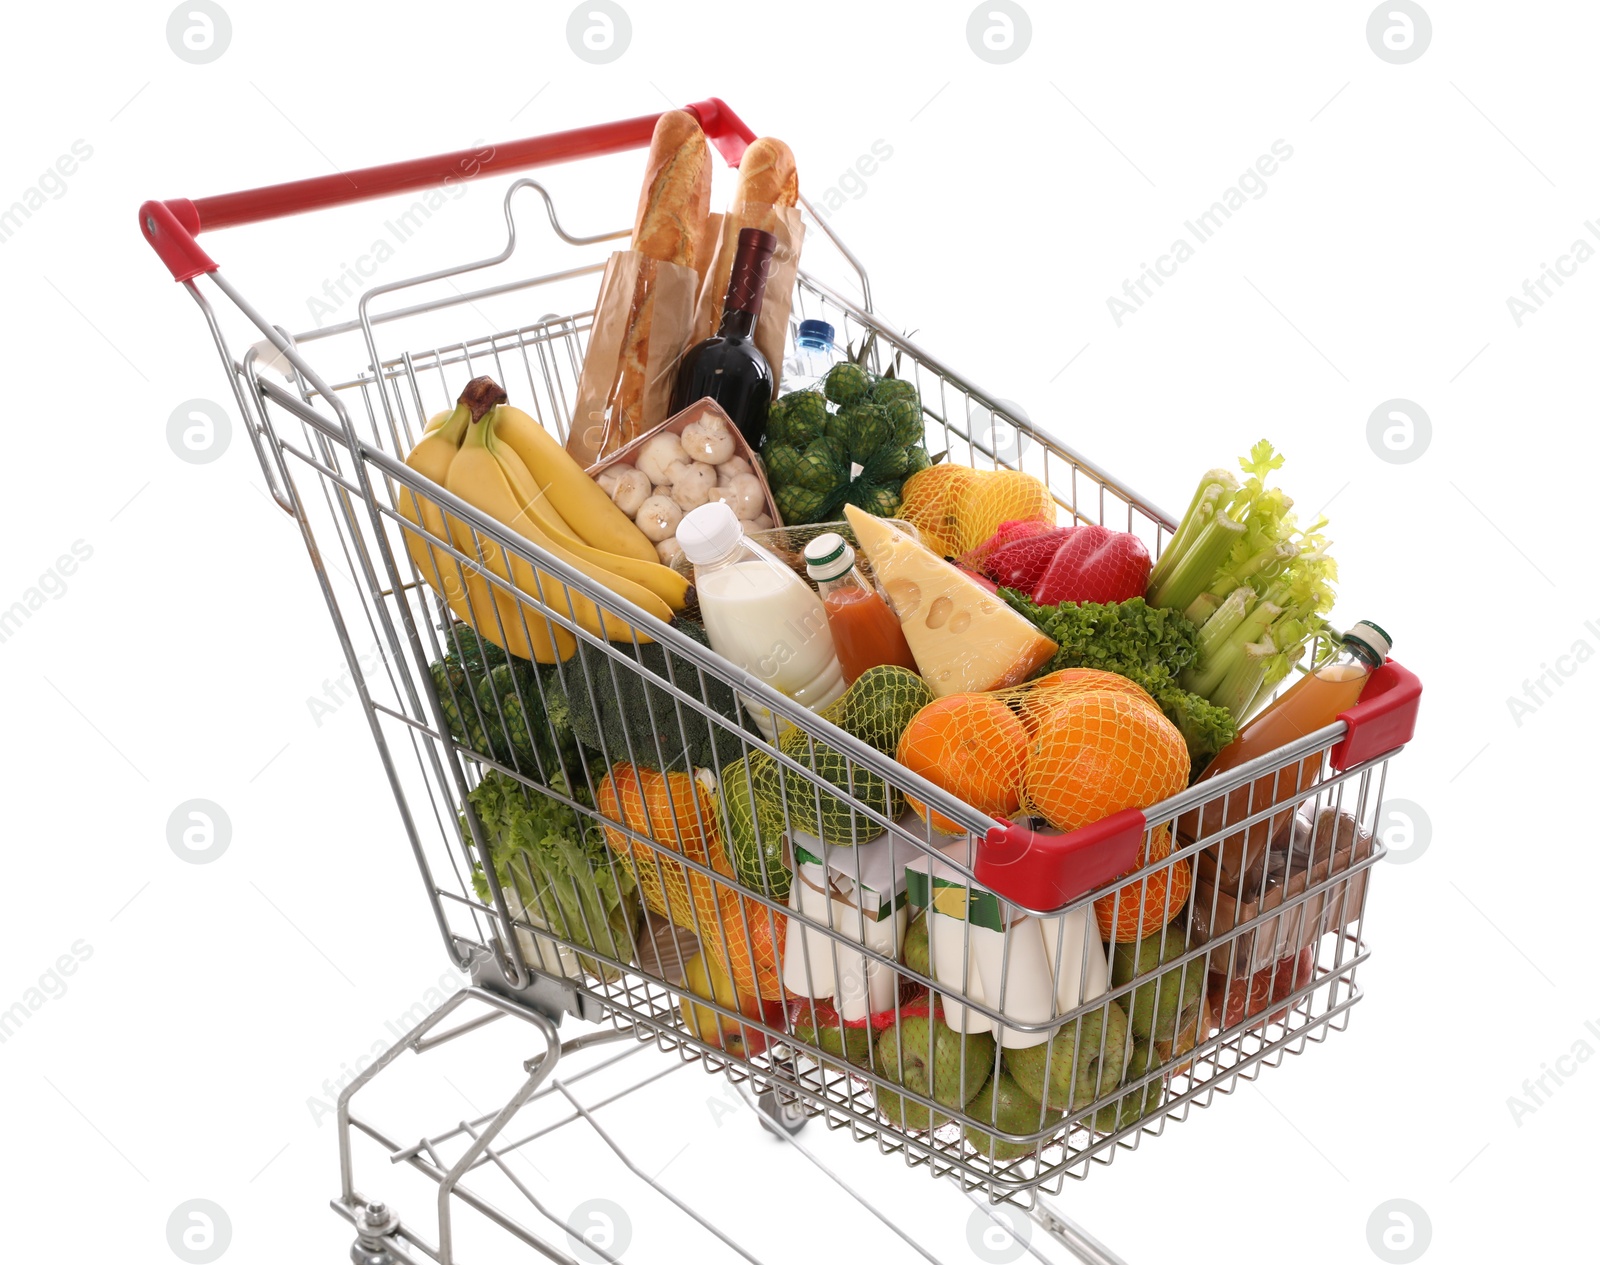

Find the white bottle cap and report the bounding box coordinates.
[1343,620,1392,664]
[677,501,744,565]
[803,532,856,582]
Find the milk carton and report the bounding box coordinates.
[781,817,921,1021]
[905,840,1110,1049]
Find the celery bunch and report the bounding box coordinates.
[1147,442,1336,724]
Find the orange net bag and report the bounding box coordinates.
[1092,825,1191,941]
[598,764,785,999]
[897,693,1030,833]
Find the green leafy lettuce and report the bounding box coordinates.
[464,770,637,980]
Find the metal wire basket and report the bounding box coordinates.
[142,98,1421,1264]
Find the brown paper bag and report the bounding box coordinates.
[568,250,700,467]
[692,202,805,397]
[1191,809,1375,976]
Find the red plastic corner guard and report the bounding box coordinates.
[1331,657,1421,772]
[976,807,1147,912]
[684,96,756,166]
[139,96,759,281]
[139,199,216,282]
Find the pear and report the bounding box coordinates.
[1110,921,1205,1059]
[963,1070,1064,1161]
[875,1013,995,1132]
[792,1001,875,1073]
[1004,1002,1129,1114]
[902,910,930,979]
[1094,1038,1165,1133]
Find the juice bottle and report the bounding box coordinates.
[803,532,919,684]
[1192,621,1391,893]
[678,503,847,740]
[1204,621,1391,778]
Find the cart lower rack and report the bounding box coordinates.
[142,98,1420,1264]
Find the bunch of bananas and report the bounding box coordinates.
[399,377,690,663]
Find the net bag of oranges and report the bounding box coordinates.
[895,670,1191,940]
[598,764,786,998]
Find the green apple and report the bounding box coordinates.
[902,911,930,979]
[1110,921,1204,1059]
[875,1013,995,1132]
[792,1002,875,1072]
[963,1070,1064,1161]
[1093,1038,1164,1133]
[1004,1002,1129,1114]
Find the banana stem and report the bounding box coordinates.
[460,375,510,423]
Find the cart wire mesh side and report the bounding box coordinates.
[145,100,1416,1264]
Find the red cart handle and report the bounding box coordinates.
[139,97,757,281]
[977,808,1148,912]
[1331,658,1421,771]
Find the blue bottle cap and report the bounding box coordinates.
[797,319,835,349]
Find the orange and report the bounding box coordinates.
[1021,691,1190,833]
[1016,669,1160,734]
[897,694,1029,833]
[598,764,784,999]
[1093,826,1193,942]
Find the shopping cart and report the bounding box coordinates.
[141,98,1422,1265]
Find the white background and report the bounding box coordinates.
[1,1,1593,1262]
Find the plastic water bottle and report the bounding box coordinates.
[782,319,836,393]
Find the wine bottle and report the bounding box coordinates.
[671,227,777,447]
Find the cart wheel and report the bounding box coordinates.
[756,1088,808,1138]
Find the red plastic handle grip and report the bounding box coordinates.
[1331,657,1422,771]
[139,198,217,282]
[138,97,758,280]
[976,807,1147,911]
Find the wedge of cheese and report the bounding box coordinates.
[843,504,1057,696]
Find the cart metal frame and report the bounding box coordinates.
[141,98,1417,1265]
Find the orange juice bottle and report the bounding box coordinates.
[803,533,919,684]
[1205,621,1391,778]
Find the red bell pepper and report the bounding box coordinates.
[1032,525,1152,604]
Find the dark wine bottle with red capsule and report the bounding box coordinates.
[671,227,777,448]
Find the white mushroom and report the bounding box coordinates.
[635,495,683,543]
[656,536,685,566]
[610,467,652,517]
[715,455,752,484]
[636,432,690,486]
[595,461,636,498]
[670,460,718,511]
[682,414,736,465]
[749,513,774,531]
[724,472,767,521]
[652,483,673,499]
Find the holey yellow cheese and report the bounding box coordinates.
[843,504,1057,696]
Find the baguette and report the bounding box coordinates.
[586,112,711,457]
[734,137,798,208]
[631,111,712,267]
[696,137,801,355]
